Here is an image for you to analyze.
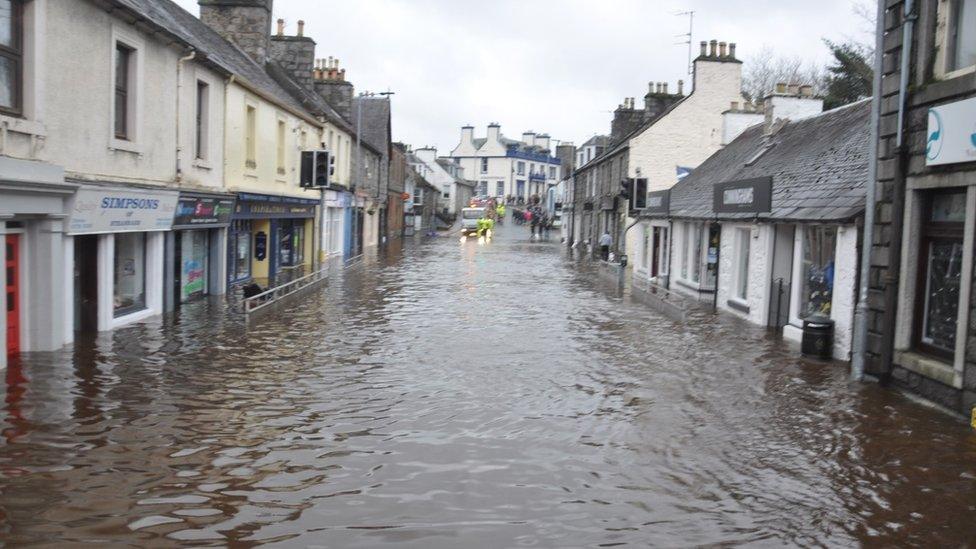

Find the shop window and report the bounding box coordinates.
[0,0,23,116]
[113,232,146,317]
[682,222,702,283]
[279,220,306,267]
[180,230,209,301]
[734,228,751,300]
[914,190,966,358]
[228,220,251,283]
[800,226,836,318]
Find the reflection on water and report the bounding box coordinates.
[1,226,975,547]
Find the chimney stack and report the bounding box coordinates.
[709,40,717,57]
[799,85,814,97]
[269,13,316,89]
[199,0,274,64]
[313,56,354,120]
[775,82,787,94]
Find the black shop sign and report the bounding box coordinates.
[643,190,670,215]
[713,177,772,214]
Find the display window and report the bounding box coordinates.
[914,190,966,358]
[228,220,251,283]
[799,226,837,318]
[114,232,146,316]
[180,230,209,301]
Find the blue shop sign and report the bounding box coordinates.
[233,192,318,219]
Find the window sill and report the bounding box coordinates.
[109,138,142,155]
[727,298,750,314]
[193,158,213,170]
[0,114,47,138]
[674,277,703,291]
[895,350,960,389]
[275,178,288,185]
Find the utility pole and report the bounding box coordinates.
[675,11,695,75]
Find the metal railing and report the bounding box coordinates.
[242,266,330,319]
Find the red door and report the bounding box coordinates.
[5,235,19,356]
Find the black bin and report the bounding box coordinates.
[801,317,834,359]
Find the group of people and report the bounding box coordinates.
[507,195,554,239]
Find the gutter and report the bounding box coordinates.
[175,49,197,182]
[851,0,887,381]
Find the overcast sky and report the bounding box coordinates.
[173,0,871,154]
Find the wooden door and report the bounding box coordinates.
[5,235,20,356]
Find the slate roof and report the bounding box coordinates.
[659,99,871,223]
[580,135,609,148]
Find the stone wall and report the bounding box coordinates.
[314,80,354,122]
[270,35,316,89]
[199,0,272,63]
[869,0,976,415]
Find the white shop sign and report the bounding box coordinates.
[926,96,976,166]
[68,187,179,235]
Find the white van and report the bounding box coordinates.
[460,207,486,234]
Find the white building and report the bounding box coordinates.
[576,135,608,169]
[412,148,474,215]
[450,124,562,202]
[638,95,870,361]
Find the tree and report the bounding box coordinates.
[822,40,873,110]
[741,45,826,103]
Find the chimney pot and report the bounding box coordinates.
[700,41,707,56]
[719,42,727,57]
[788,83,800,95]
[663,82,668,94]
[729,43,737,58]
[775,82,787,94]
[276,18,284,36]
[731,101,739,110]
[297,20,305,37]
[677,80,684,95]
[648,81,654,94]
[709,39,718,57]
[799,85,814,97]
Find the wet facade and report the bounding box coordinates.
[865,0,976,415]
[2,226,975,546]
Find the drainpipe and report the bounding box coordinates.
[851,0,887,380]
[175,49,196,182]
[878,0,916,385]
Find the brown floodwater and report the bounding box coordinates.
[1,225,975,547]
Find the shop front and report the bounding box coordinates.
[229,192,317,289]
[165,192,235,311]
[66,183,179,334]
[0,157,73,367]
[322,189,351,261]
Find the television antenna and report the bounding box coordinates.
[674,10,695,75]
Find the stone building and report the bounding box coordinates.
[858,0,976,416]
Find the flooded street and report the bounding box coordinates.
[2,224,975,547]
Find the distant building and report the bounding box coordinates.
[412,148,474,216]
[449,124,562,202]
[576,135,607,169]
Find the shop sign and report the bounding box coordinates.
[68,187,178,235]
[926,97,976,166]
[713,177,772,214]
[233,192,318,219]
[324,190,352,208]
[643,190,670,215]
[173,196,235,228]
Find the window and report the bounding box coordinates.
[517,161,525,175]
[0,0,23,115]
[496,181,504,197]
[915,190,966,358]
[114,43,133,139]
[734,228,751,300]
[549,166,556,179]
[113,232,146,317]
[195,81,209,160]
[276,119,286,175]
[279,220,305,267]
[180,230,209,302]
[245,105,256,168]
[413,189,422,204]
[228,220,251,283]
[478,181,488,196]
[682,222,702,283]
[947,0,976,72]
[481,157,488,173]
[800,226,837,318]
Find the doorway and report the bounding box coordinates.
[5,235,20,356]
[74,235,99,333]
